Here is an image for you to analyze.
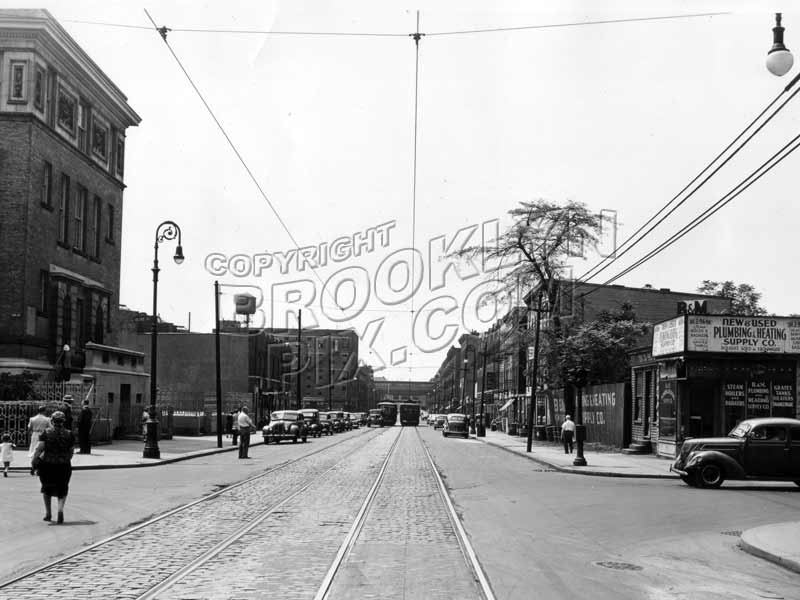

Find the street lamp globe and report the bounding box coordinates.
[173,245,185,264]
[767,13,794,76]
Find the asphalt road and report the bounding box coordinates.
[419,426,800,600]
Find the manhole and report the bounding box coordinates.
[721,530,743,537]
[595,561,643,571]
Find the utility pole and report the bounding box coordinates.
[214,281,222,449]
[478,341,487,437]
[297,309,302,410]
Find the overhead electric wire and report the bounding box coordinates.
[575,78,800,287]
[66,11,727,38]
[143,9,348,317]
[593,131,800,290]
[410,11,422,324]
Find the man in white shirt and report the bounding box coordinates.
[237,407,256,459]
[561,415,576,454]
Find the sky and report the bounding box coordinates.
[20,1,800,380]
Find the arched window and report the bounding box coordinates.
[95,305,104,345]
[62,295,72,346]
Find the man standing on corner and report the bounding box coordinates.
[237,407,255,459]
[77,399,92,454]
[561,414,576,454]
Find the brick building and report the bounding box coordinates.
[0,10,142,425]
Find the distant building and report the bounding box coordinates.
[374,379,434,406]
[0,10,143,428]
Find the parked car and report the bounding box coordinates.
[329,411,347,432]
[671,417,800,488]
[433,414,446,429]
[368,409,383,427]
[443,413,469,439]
[340,411,353,431]
[263,410,308,444]
[349,413,361,429]
[299,408,323,438]
[318,414,333,436]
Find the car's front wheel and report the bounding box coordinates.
[695,464,724,488]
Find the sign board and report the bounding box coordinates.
[686,316,800,354]
[652,316,685,357]
[677,300,708,315]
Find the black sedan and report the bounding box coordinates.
[263,410,308,444]
[443,413,469,439]
[671,417,800,488]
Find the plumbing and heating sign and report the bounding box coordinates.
[653,315,800,355]
[688,316,800,353]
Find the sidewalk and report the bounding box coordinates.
[477,428,677,478]
[7,435,242,470]
[476,428,800,576]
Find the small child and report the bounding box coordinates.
[1,433,14,477]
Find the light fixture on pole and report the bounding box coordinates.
[144,220,184,459]
[767,13,794,76]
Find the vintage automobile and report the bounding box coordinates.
[318,413,334,435]
[349,413,361,429]
[326,411,346,433]
[671,417,800,488]
[262,410,308,444]
[443,413,469,439]
[299,408,323,438]
[433,414,447,429]
[367,409,383,427]
[339,411,353,431]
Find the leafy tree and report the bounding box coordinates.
[697,280,768,316]
[554,304,650,386]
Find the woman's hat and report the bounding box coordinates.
[51,410,66,422]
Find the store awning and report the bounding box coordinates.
[499,397,516,411]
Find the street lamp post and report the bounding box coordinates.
[144,220,184,459]
[478,341,487,437]
[463,346,477,434]
[572,367,588,467]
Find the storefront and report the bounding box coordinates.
[651,314,800,457]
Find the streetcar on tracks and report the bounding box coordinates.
[399,403,420,426]
[377,401,398,426]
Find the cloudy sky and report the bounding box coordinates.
[25,1,800,380]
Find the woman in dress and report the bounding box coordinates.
[27,406,51,474]
[31,411,75,524]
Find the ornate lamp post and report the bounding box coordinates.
[463,346,477,434]
[143,220,184,459]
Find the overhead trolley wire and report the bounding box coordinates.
[142,9,348,318]
[574,74,800,292]
[594,130,800,290]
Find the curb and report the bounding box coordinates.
[9,440,261,472]
[740,529,800,575]
[475,436,678,479]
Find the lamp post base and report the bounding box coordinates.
[143,418,160,459]
[573,440,587,466]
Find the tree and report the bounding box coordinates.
[554,304,650,386]
[697,280,768,316]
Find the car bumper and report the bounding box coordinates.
[670,465,688,477]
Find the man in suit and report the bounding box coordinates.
[77,399,93,454]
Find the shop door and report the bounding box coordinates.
[687,381,717,438]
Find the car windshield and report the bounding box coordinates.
[448,415,465,422]
[728,423,751,438]
[272,411,299,420]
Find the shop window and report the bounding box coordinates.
[9,61,26,102]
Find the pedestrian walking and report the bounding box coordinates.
[231,409,240,447]
[141,408,150,442]
[1,433,14,477]
[31,411,75,524]
[561,414,575,454]
[61,395,74,431]
[77,399,92,454]
[27,406,51,475]
[237,406,255,459]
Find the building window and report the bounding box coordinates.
[87,196,99,259]
[9,61,26,102]
[40,162,52,208]
[117,355,125,366]
[95,306,105,344]
[106,204,115,243]
[115,134,125,176]
[34,67,44,110]
[73,185,87,252]
[57,86,77,136]
[76,298,85,348]
[101,350,109,363]
[62,295,72,346]
[46,71,56,125]
[92,118,108,161]
[107,392,114,404]
[135,393,143,404]
[58,175,70,244]
[39,271,49,314]
[77,102,89,153]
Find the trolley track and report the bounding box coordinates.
[0,427,385,599]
